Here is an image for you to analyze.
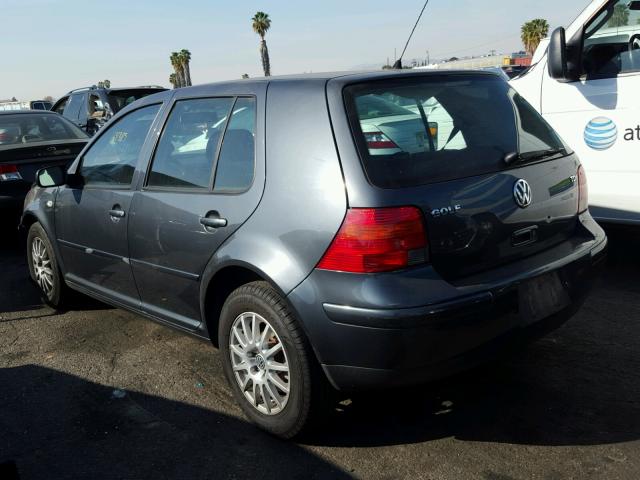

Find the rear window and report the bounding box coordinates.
[0,113,87,145]
[344,74,566,188]
[108,89,165,112]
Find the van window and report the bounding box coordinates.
[147,97,234,189]
[582,0,640,77]
[213,97,256,192]
[344,74,566,188]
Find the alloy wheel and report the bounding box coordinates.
[229,312,290,415]
[32,237,54,296]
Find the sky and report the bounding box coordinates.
[2,0,591,101]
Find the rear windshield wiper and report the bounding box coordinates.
[504,148,566,166]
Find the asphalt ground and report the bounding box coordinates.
[0,226,638,480]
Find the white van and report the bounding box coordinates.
[511,0,640,225]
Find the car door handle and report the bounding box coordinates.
[108,208,126,218]
[200,216,227,228]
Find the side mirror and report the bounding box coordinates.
[548,27,568,80]
[548,27,581,82]
[36,166,84,188]
[36,165,66,188]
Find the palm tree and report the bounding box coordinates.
[608,3,630,27]
[169,73,178,89]
[252,11,272,76]
[170,52,184,88]
[521,19,550,56]
[179,49,192,87]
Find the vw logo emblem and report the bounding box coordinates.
[255,354,266,371]
[513,179,532,208]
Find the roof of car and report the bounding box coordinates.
[106,86,166,92]
[0,109,56,115]
[57,86,167,97]
[193,69,501,88]
[112,69,506,119]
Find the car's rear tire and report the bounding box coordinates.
[27,222,66,309]
[219,281,329,439]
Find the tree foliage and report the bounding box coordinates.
[521,18,550,56]
[169,50,192,88]
[608,4,630,27]
[252,11,272,76]
[179,49,192,87]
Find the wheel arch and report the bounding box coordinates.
[200,261,286,347]
[199,259,323,365]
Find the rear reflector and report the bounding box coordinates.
[363,131,399,149]
[317,207,428,273]
[0,164,21,182]
[577,165,588,213]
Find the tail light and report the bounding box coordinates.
[0,132,8,142]
[317,207,428,273]
[577,165,588,213]
[363,131,399,149]
[0,164,22,182]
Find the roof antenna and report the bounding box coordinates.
[393,0,430,69]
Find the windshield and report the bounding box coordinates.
[344,74,566,188]
[0,113,87,145]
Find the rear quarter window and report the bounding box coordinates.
[343,74,565,188]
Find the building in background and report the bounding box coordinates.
[415,52,532,71]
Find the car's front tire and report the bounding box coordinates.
[27,222,66,309]
[219,281,328,438]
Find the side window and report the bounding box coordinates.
[582,0,640,77]
[80,104,160,187]
[77,94,88,122]
[53,96,69,115]
[62,94,83,122]
[147,97,234,189]
[213,97,256,192]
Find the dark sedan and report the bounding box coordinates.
[0,110,87,222]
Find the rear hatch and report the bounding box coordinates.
[343,73,582,280]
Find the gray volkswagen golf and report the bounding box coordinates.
[22,71,606,438]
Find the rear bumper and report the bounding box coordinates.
[287,215,607,391]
